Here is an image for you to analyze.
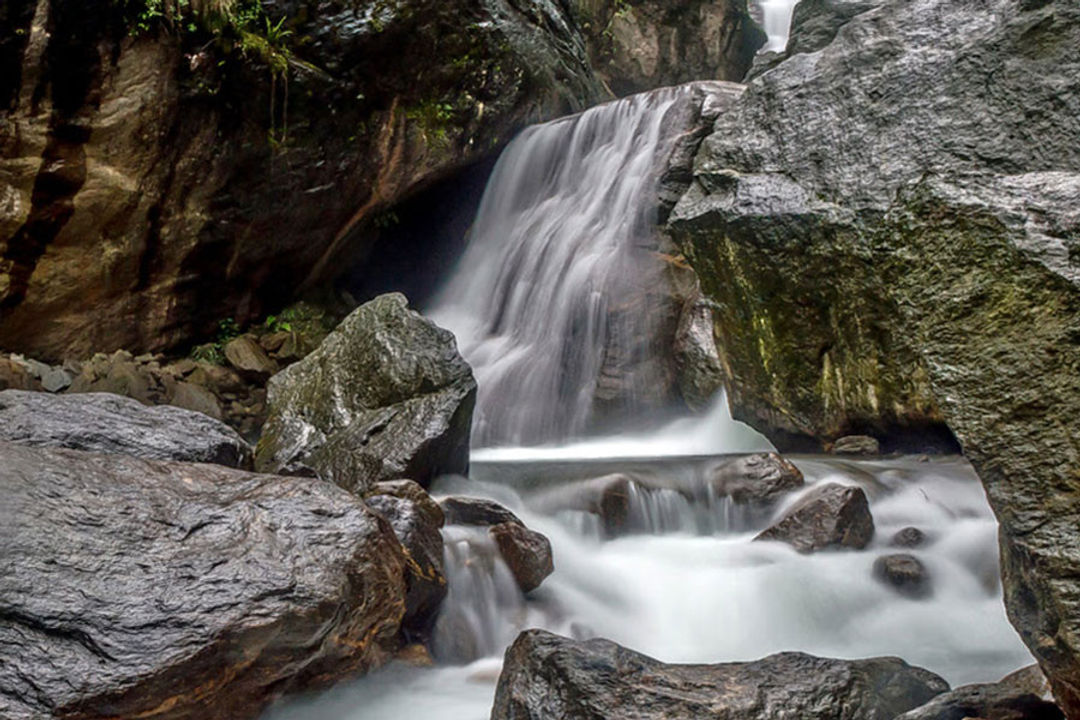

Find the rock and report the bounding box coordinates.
[0,0,606,362]
[492,629,949,720]
[368,479,445,528]
[0,442,408,720]
[169,380,223,420]
[224,335,278,380]
[490,522,555,593]
[260,331,291,354]
[365,493,447,633]
[897,664,1063,720]
[709,452,805,504]
[0,389,252,468]
[39,365,72,392]
[667,0,1080,708]
[873,554,932,599]
[0,356,37,390]
[832,435,881,456]
[528,474,634,538]
[673,292,726,410]
[441,496,524,528]
[755,483,874,552]
[255,294,476,491]
[571,0,765,97]
[891,527,928,549]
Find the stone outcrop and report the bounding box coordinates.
[0,0,607,361]
[0,388,252,467]
[897,664,1063,720]
[667,0,1080,710]
[492,629,949,720]
[755,483,874,552]
[255,293,476,491]
[0,442,408,720]
[571,0,765,96]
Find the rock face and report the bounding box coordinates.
[492,629,949,720]
[668,0,1080,710]
[571,0,765,96]
[0,389,252,467]
[756,483,874,552]
[0,442,408,720]
[0,0,606,361]
[255,293,476,490]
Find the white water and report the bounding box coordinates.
[429,86,707,448]
[265,456,1032,720]
[760,0,800,52]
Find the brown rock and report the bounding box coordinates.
[169,381,224,421]
[224,335,278,380]
[0,357,37,391]
[873,554,932,599]
[490,521,555,593]
[368,479,445,528]
[832,435,882,455]
[755,483,875,553]
[891,527,928,548]
[441,496,524,527]
[709,452,805,504]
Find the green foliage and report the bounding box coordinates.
[188,317,240,364]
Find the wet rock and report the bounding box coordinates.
[255,294,476,491]
[0,389,252,468]
[0,0,605,362]
[832,435,882,456]
[897,664,1063,720]
[224,335,278,381]
[755,483,874,553]
[528,474,633,538]
[891,527,928,549]
[490,522,555,593]
[709,452,805,504]
[873,554,932,599]
[369,479,445,528]
[365,492,447,633]
[0,442,408,720]
[441,496,524,528]
[668,0,1080,707]
[492,629,949,720]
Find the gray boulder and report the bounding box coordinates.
[0,442,407,720]
[0,389,252,468]
[755,483,874,552]
[708,452,805,504]
[668,0,1080,708]
[492,629,949,720]
[255,293,476,491]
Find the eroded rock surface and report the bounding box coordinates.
[255,293,475,490]
[0,442,407,720]
[0,388,252,467]
[755,483,874,552]
[492,629,949,720]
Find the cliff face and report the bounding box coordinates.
[0,0,605,361]
[668,0,1080,713]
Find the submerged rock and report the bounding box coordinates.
[755,483,874,552]
[873,554,932,599]
[255,294,476,491]
[0,442,407,720]
[891,527,928,549]
[492,629,949,720]
[0,389,252,468]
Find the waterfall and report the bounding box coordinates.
[429,85,715,448]
[760,0,800,52]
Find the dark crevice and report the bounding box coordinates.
[0,608,116,662]
[0,0,38,110]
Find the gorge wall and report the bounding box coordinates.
[667,0,1080,713]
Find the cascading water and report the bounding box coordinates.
[429,86,711,448]
[759,0,800,52]
[263,84,1032,720]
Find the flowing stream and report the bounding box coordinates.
[759,0,801,51]
[264,81,1032,720]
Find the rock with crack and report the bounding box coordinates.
[0,442,408,720]
[0,389,252,468]
[491,629,949,720]
[255,293,476,491]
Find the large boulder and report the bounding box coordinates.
[755,483,874,552]
[0,389,252,467]
[492,629,949,720]
[667,0,1080,710]
[897,664,1064,720]
[255,293,476,490]
[0,442,407,720]
[0,0,606,361]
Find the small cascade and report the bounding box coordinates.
[429,85,717,448]
[759,0,800,52]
